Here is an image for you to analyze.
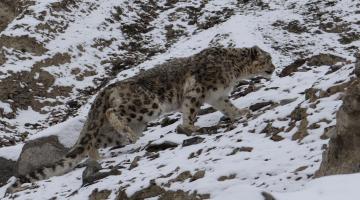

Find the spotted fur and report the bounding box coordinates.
[9,46,275,193]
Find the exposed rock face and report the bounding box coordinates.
[354,53,360,77]
[0,157,16,186]
[0,0,32,32]
[15,135,69,176]
[116,184,205,200]
[316,79,360,177]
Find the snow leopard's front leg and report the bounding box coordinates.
[207,96,250,120]
[178,78,205,134]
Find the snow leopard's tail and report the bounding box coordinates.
[6,143,89,194]
[6,90,110,195]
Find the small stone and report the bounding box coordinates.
[270,135,284,142]
[146,141,178,152]
[260,123,283,136]
[129,156,141,170]
[173,171,192,182]
[279,98,297,106]
[0,157,16,186]
[290,107,307,122]
[308,123,321,130]
[291,118,309,141]
[294,166,308,172]
[190,170,205,182]
[160,117,179,127]
[249,101,273,112]
[239,146,253,152]
[182,137,205,147]
[198,107,217,115]
[217,173,236,181]
[261,191,276,200]
[284,20,308,34]
[307,53,346,66]
[279,59,306,77]
[89,189,111,200]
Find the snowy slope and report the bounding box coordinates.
[0,0,360,199]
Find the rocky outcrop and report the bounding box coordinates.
[116,183,207,200]
[316,79,360,177]
[15,136,69,176]
[0,157,16,187]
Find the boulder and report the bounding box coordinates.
[16,135,69,176]
[316,79,360,177]
[0,157,16,186]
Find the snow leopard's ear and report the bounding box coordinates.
[249,45,260,60]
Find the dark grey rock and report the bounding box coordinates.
[82,160,121,186]
[279,59,306,77]
[316,79,360,177]
[261,191,276,200]
[146,141,179,152]
[16,135,69,176]
[0,157,16,186]
[182,137,205,147]
[82,160,102,184]
[307,53,346,67]
[249,101,273,112]
[89,189,111,200]
[354,53,360,77]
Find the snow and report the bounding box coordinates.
[1,0,360,199]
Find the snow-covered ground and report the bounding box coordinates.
[0,0,360,199]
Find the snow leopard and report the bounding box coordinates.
[9,46,275,192]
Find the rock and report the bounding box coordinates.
[316,79,360,177]
[190,170,205,182]
[279,98,297,106]
[198,107,217,116]
[284,20,308,34]
[0,157,16,186]
[89,189,111,200]
[227,146,253,156]
[127,184,165,200]
[159,190,202,200]
[196,126,219,135]
[82,160,102,184]
[176,125,194,136]
[83,168,121,186]
[16,135,69,176]
[129,156,141,170]
[217,173,236,181]
[239,146,253,152]
[249,101,273,112]
[304,88,322,102]
[307,53,346,67]
[292,118,309,141]
[338,32,360,44]
[160,117,178,127]
[294,166,308,173]
[146,141,178,152]
[290,107,307,122]
[319,22,350,33]
[261,191,276,200]
[260,123,283,136]
[182,137,205,147]
[270,134,284,142]
[320,126,336,140]
[117,184,207,200]
[172,171,192,182]
[279,59,306,77]
[354,53,360,77]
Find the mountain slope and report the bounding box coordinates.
[0,0,359,199]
